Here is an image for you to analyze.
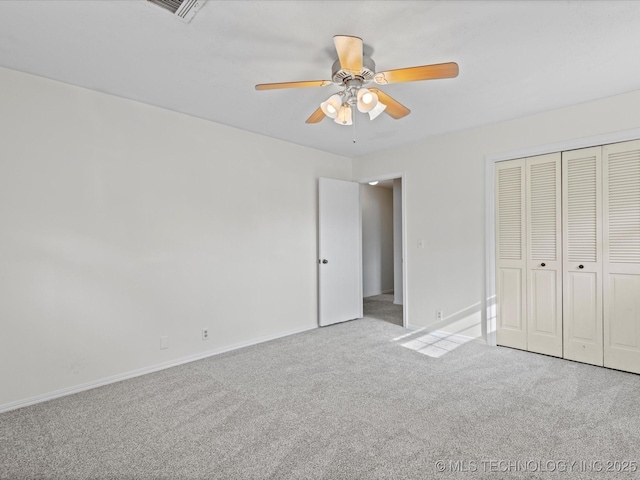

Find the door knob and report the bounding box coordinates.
[541,263,546,267]
[322,259,328,264]
[579,264,584,269]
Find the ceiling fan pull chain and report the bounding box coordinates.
[352,107,357,143]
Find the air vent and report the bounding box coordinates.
[147,0,206,23]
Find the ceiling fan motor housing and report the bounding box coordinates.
[331,56,376,85]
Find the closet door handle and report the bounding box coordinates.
[540,263,546,267]
[579,264,584,269]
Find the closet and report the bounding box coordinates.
[495,139,640,374]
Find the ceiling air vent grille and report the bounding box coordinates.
[147,0,206,23]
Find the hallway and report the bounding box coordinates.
[363,293,402,326]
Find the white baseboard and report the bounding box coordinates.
[405,323,424,331]
[0,323,317,414]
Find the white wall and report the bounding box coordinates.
[352,89,640,339]
[0,67,351,409]
[393,178,403,305]
[5,63,640,410]
[361,185,394,297]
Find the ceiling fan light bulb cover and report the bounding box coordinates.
[357,88,378,113]
[334,105,353,125]
[321,94,342,119]
[368,101,387,120]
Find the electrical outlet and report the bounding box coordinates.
[160,336,168,350]
[436,310,443,321]
[202,328,209,340]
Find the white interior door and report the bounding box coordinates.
[603,140,640,374]
[318,178,362,327]
[562,146,603,366]
[526,153,563,357]
[495,159,527,350]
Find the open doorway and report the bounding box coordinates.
[360,176,405,327]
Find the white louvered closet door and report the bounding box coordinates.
[562,147,603,366]
[603,140,640,374]
[526,153,562,357]
[496,159,527,350]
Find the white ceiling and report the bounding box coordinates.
[2,1,640,158]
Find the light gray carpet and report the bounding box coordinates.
[363,293,403,326]
[2,318,640,479]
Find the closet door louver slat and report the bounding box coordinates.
[566,156,598,263]
[498,167,524,261]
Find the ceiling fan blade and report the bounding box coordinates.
[333,35,363,74]
[255,80,332,91]
[374,62,459,85]
[305,107,325,124]
[369,88,410,119]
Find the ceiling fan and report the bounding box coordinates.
[255,35,459,126]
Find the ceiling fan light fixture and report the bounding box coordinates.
[321,94,342,119]
[368,101,387,120]
[334,104,353,125]
[356,88,378,113]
